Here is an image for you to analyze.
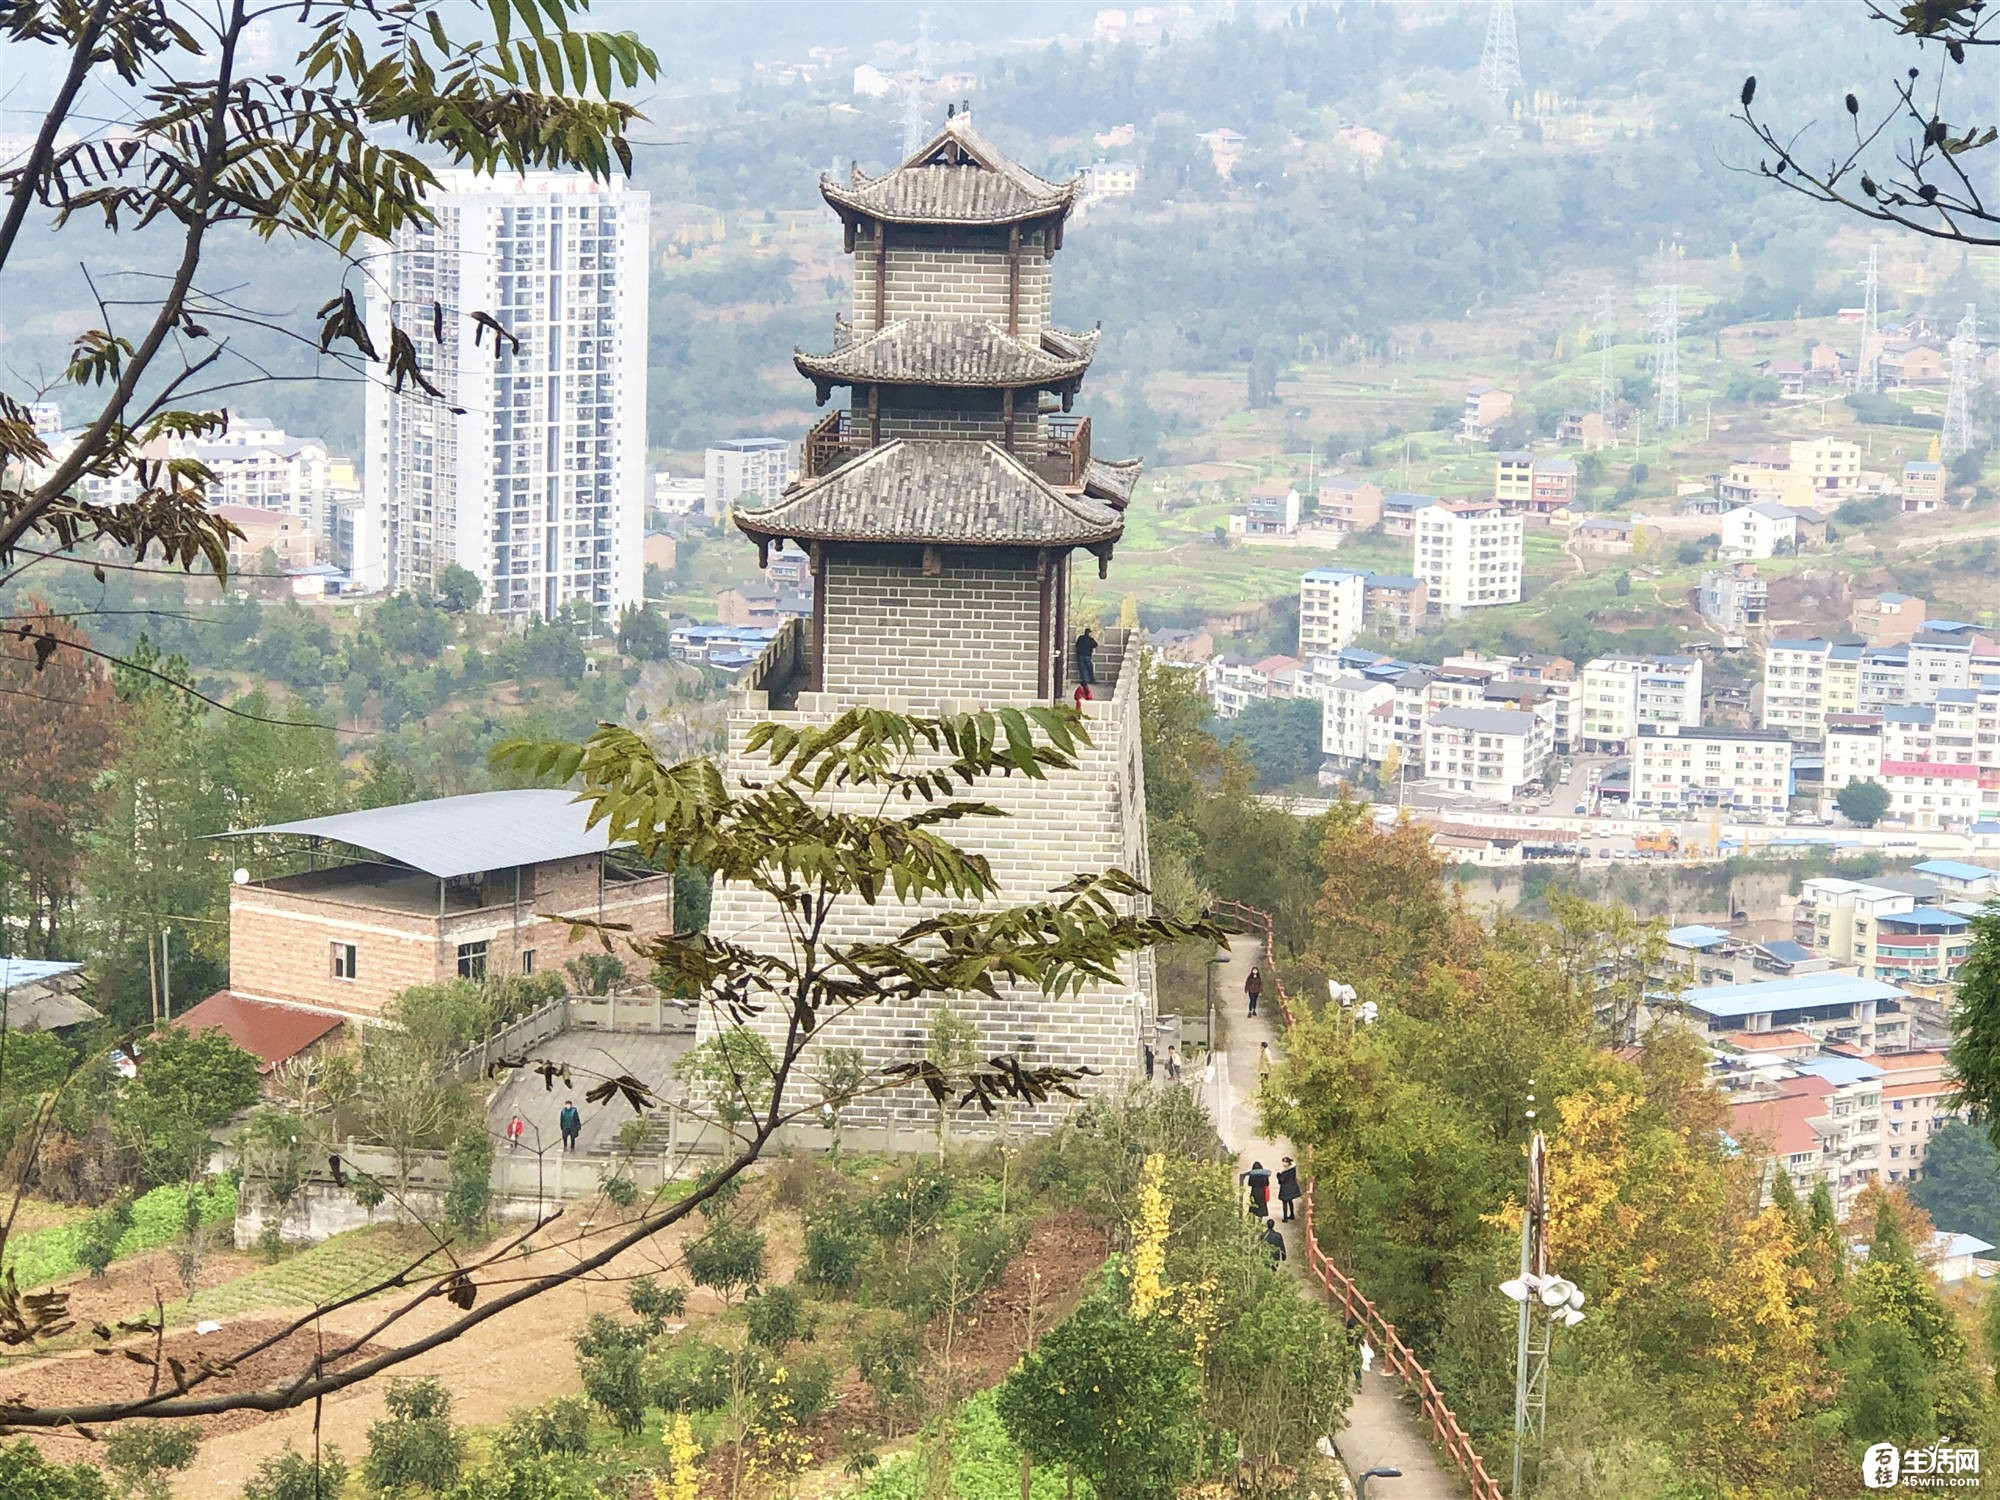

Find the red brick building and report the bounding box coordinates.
[221,791,674,1020]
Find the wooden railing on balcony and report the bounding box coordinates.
[800,410,1094,487]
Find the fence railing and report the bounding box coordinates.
[1218,898,1505,1500]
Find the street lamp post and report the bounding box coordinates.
[1204,952,1226,1060]
[1356,1466,1402,1498]
[1500,1084,1585,1500]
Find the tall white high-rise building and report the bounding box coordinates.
[1411,499,1522,617]
[362,171,649,615]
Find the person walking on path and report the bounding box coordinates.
[1242,1160,1273,1217]
[1276,1156,1301,1222]
[1257,1041,1273,1090]
[1262,1217,1288,1263]
[506,1114,526,1152]
[1165,1045,1182,1082]
[1357,1339,1375,1389]
[558,1099,582,1152]
[1245,965,1263,1017]
[1074,626,1098,687]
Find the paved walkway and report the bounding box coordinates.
[1211,935,1465,1500]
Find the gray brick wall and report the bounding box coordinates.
[704,663,1156,1134]
[852,230,1054,334]
[820,556,1042,705]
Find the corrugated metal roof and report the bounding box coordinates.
[223,790,618,879]
[1682,972,1907,1019]
[0,957,83,989]
[736,440,1123,549]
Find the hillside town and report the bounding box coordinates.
[7,4,2000,1499]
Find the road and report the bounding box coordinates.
[1260,793,1986,862]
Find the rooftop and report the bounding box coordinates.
[174,991,346,1074]
[1363,573,1423,590]
[1666,924,1732,949]
[735,440,1124,551]
[1680,971,1908,1020]
[1791,1056,1885,1087]
[795,320,1098,391]
[1758,939,1817,965]
[1724,1028,1817,1051]
[1429,706,1538,734]
[1912,859,2000,883]
[223,790,623,881]
[822,115,1076,227]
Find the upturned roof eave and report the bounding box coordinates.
[818,174,1078,228]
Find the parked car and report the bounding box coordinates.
[1574,803,1588,815]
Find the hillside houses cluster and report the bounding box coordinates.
[1650,856,2000,1221]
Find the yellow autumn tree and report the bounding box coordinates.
[1129,1152,1171,1320]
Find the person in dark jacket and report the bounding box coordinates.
[1075,627,1098,686]
[1242,1160,1273,1216]
[1276,1156,1301,1221]
[1262,1218,1287,1263]
[1245,966,1263,1017]
[559,1099,582,1151]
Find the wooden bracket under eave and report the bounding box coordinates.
[757,540,770,568]
[1096,545,1113,578]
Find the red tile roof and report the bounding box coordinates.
[174,991,346,1073]
[1727,1029,1816,1051]
[1731,1089,1827,1159]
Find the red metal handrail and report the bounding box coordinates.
[1221,899,1505,1500]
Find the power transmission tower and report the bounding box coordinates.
[1652,248,1683,431]
[1478,0,1524,112]
[1594,291,1615,438]
[1856,244,1880,393]
[1943,302,1980,459]
[901,10,932,156]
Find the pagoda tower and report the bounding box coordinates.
[706,112,1157,1142]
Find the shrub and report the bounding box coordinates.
[746,1282,812,1351]
[103,1422,201,1500]
[650,1333,738,1414]
[801,1216,864,1293]
[629,1274,688,1331]
[773,1355,835,1422]
[0,1438,112,1499]
[493,1396,592,1463]
[866,1162,952,1240]
[601,1174,638,1208]
[856,1323,922,1423]
[444,1127,493,1236]
[362,1377,464,1495]
[239,1447,348,1500]
[573,1314,650,1433]
[75,1196,134,1278]
[685,1223,765,1303]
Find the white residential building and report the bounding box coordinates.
[1411,499,1523,616]
[1298,568,1368,656]
[1720,502,1799,560]
[705,437,792,513]
[1632,724,1794,815]
[363,170,649,613]
[1578,654,1704,752]
[1423,705,1553,802]
[1318,674,1394,762]
[1762,638,1833,742]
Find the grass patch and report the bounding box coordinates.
[1,1180,237,1289]
[849,1390,1091,1500]
[179,1224,432,1319]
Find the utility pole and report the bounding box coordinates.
[1477,0,1524,114]
[1856,244,1880,394]
[1652,245,1682,432]
[1594,291,1615,441]
[901,10,932,157]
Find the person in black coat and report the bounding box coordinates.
[1276,1157,1301,1221]
[1242,1160,1273,1216]
[1244,965,1263,1017]
[1262,1218,1287,1263]
[1075,627,1098,686]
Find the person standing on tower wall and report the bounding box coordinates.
[1075,626,1098,686]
